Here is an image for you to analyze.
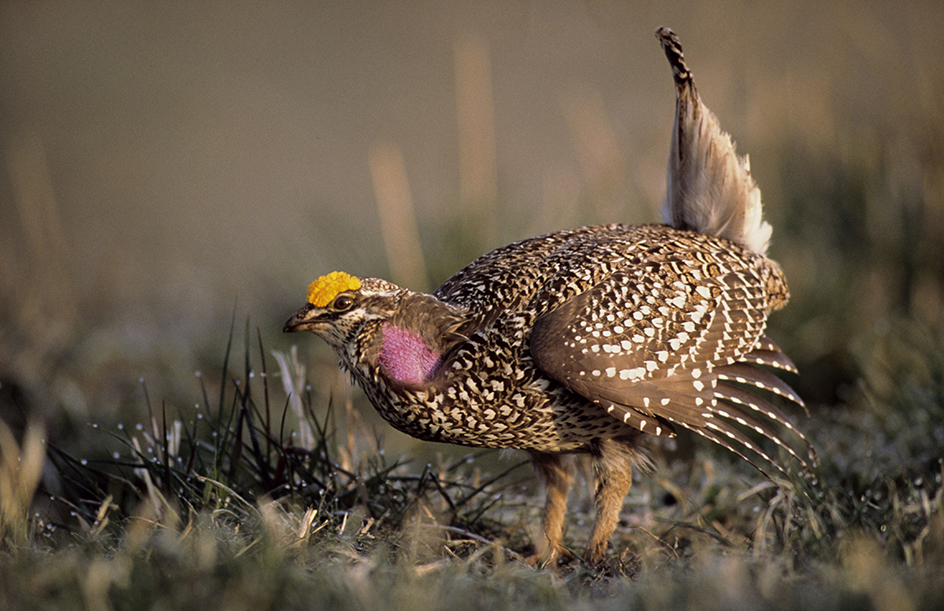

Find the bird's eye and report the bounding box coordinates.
[332,294,354,311]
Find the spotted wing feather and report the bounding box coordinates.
[530,246,812,470]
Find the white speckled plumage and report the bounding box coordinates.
[284,28,815,565]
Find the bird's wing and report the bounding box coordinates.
[529,251,814,474]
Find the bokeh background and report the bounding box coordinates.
[1,0,942,458]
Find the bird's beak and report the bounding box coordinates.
[283,305,313,333]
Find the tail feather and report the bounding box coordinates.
[656,27,772,255]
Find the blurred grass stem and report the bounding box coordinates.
[369,142,429,291]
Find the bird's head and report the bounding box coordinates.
[283,271,402,350]
[285,271,469,388]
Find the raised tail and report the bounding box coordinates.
[656,27,772,255]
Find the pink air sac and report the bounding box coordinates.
[379,323,442,385]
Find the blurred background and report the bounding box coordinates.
[1,0,942,459]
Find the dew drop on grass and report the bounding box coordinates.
[195,371,202,378]
[113,452,120,459]
[117,423,124,430]
[136,423,144,430]
[80,459,88,465]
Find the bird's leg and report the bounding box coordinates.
[527,451,574,565]
[584,438,638,565]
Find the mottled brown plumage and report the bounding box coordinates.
[284,28,815,565]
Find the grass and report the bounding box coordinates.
[1,310,943,610]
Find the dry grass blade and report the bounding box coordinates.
[0,418,46,546]
[369,142,429,291]
[271,346,315,450]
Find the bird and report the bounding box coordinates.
[284,27,816,566]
